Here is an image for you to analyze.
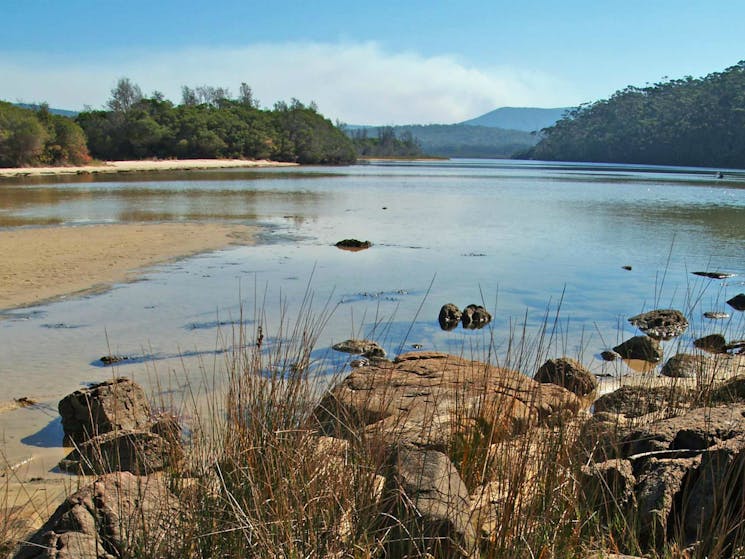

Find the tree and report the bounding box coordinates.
[239,82,259,109]
[107,78,143,113]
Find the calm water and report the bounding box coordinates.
[1,159,744,463]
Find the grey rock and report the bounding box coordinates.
[438,303,462,330]
[332,339,386,359]
[693,333,728,354]
[579,459,635,518]
[460,304,492,330]
[727,293,745,312]
[593,385,693,420]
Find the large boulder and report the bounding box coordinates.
[313,351,581,450]
[58,378,152,446]
[579,459,636,519]
[13,472,180,559]
[627,309,688,340]
[534,357,598,397]
[612,336,663,362]
[381,447,477,557]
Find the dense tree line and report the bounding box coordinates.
[524,61,745,168]
[76,79,356,164]
[348,126,423,157]
[0,101,90,167]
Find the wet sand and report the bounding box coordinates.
[0,158,296,179]
[0,222,256,311]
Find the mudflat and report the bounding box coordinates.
[0,222,256,310]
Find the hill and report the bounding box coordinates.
[346,123,539,158]
[523,61,745,168]
[14,103,78,118]
[460,106,570,131]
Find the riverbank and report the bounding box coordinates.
[0,158,297,179]
[0,222,256,311]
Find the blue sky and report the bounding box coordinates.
[2,0,744,124]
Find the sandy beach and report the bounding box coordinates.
[0,158,296,179]
[0,222,256,311]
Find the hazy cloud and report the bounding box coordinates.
[0,42,576,123]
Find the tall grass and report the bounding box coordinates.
[5,282,745,559]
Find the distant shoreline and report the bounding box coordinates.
[0,158,297,179]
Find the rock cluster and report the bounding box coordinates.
[438,303,492,331]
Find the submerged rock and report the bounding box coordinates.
[613,336,663,362]
[438,303,462,330]
[332,338,386,359]
[627,309,688,340]
[461,304,492,329]
[660,353,710,379]
[600,350,620,362]
[693,334,728,354]
[692,271,736,279]
[726,293,745,311]
[335,239,372,251]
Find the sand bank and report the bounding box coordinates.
[0,222,256,311]
[0,158,296,179]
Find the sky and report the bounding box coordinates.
[2,0,744,125]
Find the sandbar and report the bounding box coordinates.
[0,222,256,311]
[0,158,296,179]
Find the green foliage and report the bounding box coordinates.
[525,60,745,168]
[349,126,424,157]
[77,81,356,164]
[0,101,90,167]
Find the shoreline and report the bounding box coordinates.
[0,222,257,312]
[0,158,297,179]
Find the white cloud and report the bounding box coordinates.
[0,42,577,123]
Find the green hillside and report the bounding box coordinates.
[524,61,745,168]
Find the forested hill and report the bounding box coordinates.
[523,61,745,169]
[460,107,569,131]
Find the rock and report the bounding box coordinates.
[622,265,633,271]
[710,375,745,403]
[703,311,730,320]
[576,412,628,462]
[460,304,492,329]
[335,239,372,251]
[58,378,152,446]
[727,293,745,312]
[58,428,181,475]
[100,354,129,365]
[692,271,736,279]
[661,353,710,379]
[534,357,598,397]
[679,436,745,550]
[438,303,462,331]
[579,459,635,518]
[627,309,688,340]
[313,351,581,450]
[332,339,386,359]
[13,472,180,559]
[612,336,663,362]
[634,457,700,549]
[693,333,728,354]
[600,350,620,361]
[382,447,476,557]
[593,385,693,420]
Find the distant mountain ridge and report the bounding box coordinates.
[460,106,571,132]
[14,103,78,118]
